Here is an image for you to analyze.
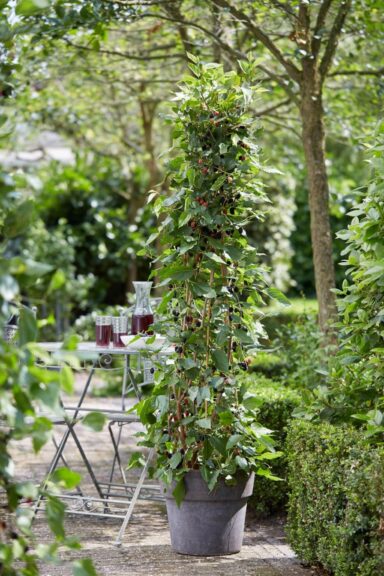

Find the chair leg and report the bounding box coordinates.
[105,421,129,509]
[66,421,108,509]
[52,434,85,499]
[33,363,97,518]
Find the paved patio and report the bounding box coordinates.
[11,375,316,576]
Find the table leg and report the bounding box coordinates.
[106,354,135,498]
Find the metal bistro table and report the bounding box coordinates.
[34,338,171,544]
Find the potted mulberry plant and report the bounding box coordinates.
[136,57,282,556]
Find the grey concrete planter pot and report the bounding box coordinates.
[162,470,255,556]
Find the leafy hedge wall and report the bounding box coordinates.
[246,377,300,516]
[287,421,384,576]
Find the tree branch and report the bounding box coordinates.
[254,98,292,117]
[269,0,299,20]
[137,12,244,61]
[64,39,185,61]
[312,0,334,58]
[319,0,352,81]
[210,0,302,83]
[329,67,384,77]
[257,64,300,105]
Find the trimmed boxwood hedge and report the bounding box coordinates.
[246,376,300,516]
[287,421,384,576]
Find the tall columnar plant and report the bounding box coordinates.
[333,122,384,424]
[138,58,283,499]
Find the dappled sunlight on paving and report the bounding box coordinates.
[11,375,314,576]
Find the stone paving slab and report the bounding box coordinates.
[10,374,316,576]
[33,508,313,576]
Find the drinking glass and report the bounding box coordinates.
[95,316,112,347]
[112,316,128,347]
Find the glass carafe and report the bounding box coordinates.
[131,281,154,335]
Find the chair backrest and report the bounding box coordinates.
[3,304,37,342]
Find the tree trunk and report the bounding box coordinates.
[300,64,337,335]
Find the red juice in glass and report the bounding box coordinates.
[131,313,154,335]
[95,316,112,347]
[96,324,112,347]
[111,316,129,347]
[112,331,128,348]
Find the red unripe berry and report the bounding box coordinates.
[198,158,203,165]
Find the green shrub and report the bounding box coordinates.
[287,421,384,576]
[244,375,300,516]
[275,313,328,391]
[260,298,318,340]
[248,351,287,379]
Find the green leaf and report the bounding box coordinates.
[267,288,290,306]
[45,495,66,539]
[212,349,229,372]
[218,411,234,425]
[188,386,199,401]
[4,199,35,237]
[178,212,191,227]
[0,22,13,43]
[179,357,197,371]
[206,252,226,265]
[243,394,262,410]
[146,232,159,245]
[186,52,199,64]
[127,451,146,470]
[235,455,248,470]
[233,329,253,344]
[169,452,182,469]
[172,478,186,507]
[168,156,184,171]
[191,283,216,298]
[16,0,50,16]
[52,468,81,489]
[207,470,220,491]
[19,306,37,345]
[154,395,169,416]
[73,559,98,576]
[226,434,243,450]
[256,468,283,481]
[60,366,74,394]
[82,412,106,432]
[216,326,229,346]
[196,417,212,429]
[48,269,66,293]
[256,451,283,461]
[209,436,227,456]
[211,175,227,191]
[19,259,53,277]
